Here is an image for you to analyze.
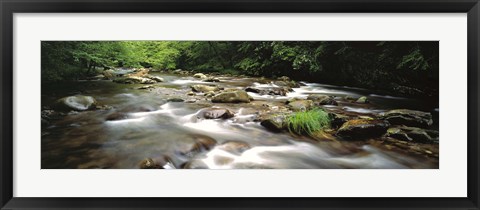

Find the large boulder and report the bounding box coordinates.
[197,108,235,119]
[287,100,313,111]
[380,109,433,128]
[211,90,251,103]
[307,94,338,106]
[260,115,287,132]
[191,85,220,93]
[336,119,390,140]
[55,95,97,111]
[193,73,208,79]
[386,126,438,143]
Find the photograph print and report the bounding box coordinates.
[41,41,439,169]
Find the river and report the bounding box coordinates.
[41,71,439,169]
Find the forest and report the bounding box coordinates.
[41,41,439,169]
[42,41,438,97]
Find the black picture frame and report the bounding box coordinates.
[1,0,479,209]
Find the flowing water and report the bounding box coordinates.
[41,72,439,169]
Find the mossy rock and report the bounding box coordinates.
[191,84,220,93]
[356,96,369,103]
[380,109,433,128]
[260,115,287,132]
[386,126,437,143]
[336,119,390,140]
[288,100,313,111]
[211,90,251,103]
[328,112,350,128]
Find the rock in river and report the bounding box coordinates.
[356,96,369,104]
[287,100,313,111]
[260,115,287,132]
[197,108,235,119]
[307,94,338,106]
[55,95,97,111]
[139,158,163,169]
[193,73,208,79]
[113,76,156,84]
[245,86,290,96]
[191,84,220,93]
[328,112,350,128]
[380,109,433,128]
[177,134,218,157]
[336,119,390,140]
[211,90,251,103]
[386,126,438,143]
[217,141,251,154]
[145,75,164,82]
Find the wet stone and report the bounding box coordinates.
[139,158,163,169]
[380,109,433,128]
[336,119,390,140]
[307,94,338,106]
[191,84,220,93]
[211,90,251,103]
[55,95,97,111]
[356,96,369,104]
[287,100,313,111]
[197,108,235,119]
[260,115,287,132]
[217,141,251,154]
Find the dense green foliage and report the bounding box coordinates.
[41,41,438,97]
[286,109,331,136]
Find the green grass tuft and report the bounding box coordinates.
[286,109,330,136]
